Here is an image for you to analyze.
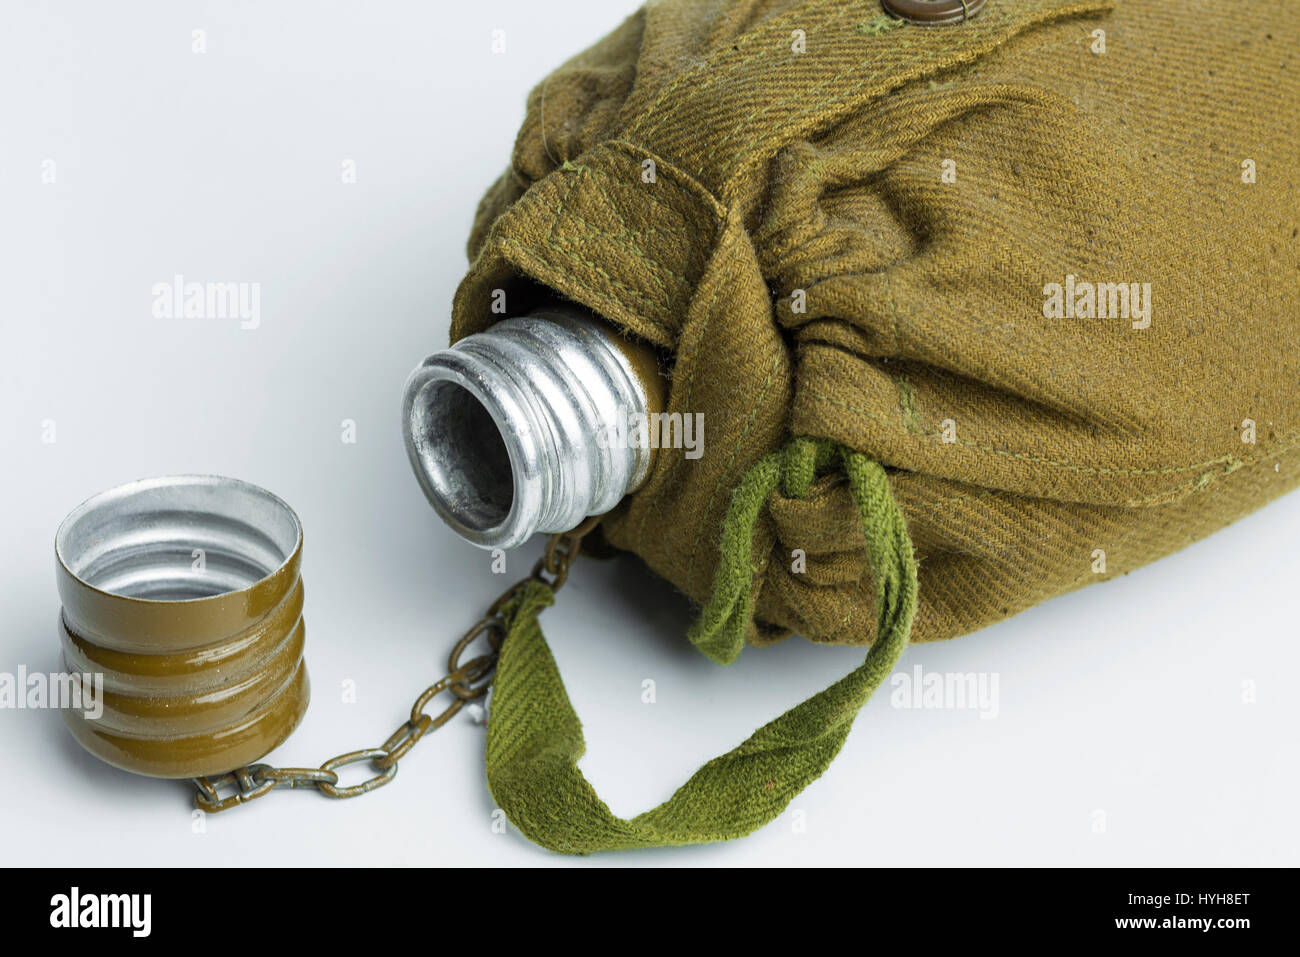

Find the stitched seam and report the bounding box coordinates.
[551,211,691,297]
[716,2,1109,193]
[540,157,705,324]
[1120,448,1300,506]
[580,166,680,302]
[512,141,728,340]
[913,488,997,514]
[588,159,635,237]
[541,241,672,319]
[497,237,676,338]
[709,20,1017,183]
[545,166,584,246]
[551,233,683,302]
[603,139,730,220]
[549,163,707,300]
[559,160,697,229]
[792,448,1296,573]
[894,374,923,433]
[801,384,1300,477]
[493,146,725,372]
[550,225,676,244]
[707,24,965,182]
[629,0,855,142]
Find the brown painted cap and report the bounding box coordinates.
[55,476,309,779]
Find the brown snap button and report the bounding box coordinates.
[881,0,987,24]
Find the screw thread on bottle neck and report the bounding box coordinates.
[402,307,656,549]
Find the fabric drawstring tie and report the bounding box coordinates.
[485,437,918,853]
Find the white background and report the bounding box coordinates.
[2,0,1297,867]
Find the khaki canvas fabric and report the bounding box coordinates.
[452,0,1300,652]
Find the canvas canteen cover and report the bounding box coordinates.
[447,0,1300,852]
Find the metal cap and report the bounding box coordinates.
[55,475,310,779]
[881,0,987,25]
[401,309,659,549]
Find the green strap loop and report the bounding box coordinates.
[687,436,844,665]
[485,438,917,853]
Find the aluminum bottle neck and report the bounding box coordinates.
[401,307,656,549]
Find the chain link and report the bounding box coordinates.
[193,520,597,815]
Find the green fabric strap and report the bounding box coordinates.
[485,438,918,853]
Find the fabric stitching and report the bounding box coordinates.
[562,155,703,228]
[550,224,676,245]
[579,168,686,302]
[894,374,923,433]
[497,236,676,339]
[801,384,1300,477]
[540,240,674,319]
[550,211,691,297]
[545,166,585,246]
[629,0,853,143]
[704,13,973,175]
[603,139,729,217]
[715,2,1112,193]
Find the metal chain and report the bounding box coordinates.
[192,518,598,814]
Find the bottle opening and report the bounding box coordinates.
[55,475,302,602]
[401,309,657,549]
[410,379,516,535]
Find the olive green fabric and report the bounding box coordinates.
[487,438,916,853]
[459,0,1300,850]
[454,0,1300,651]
